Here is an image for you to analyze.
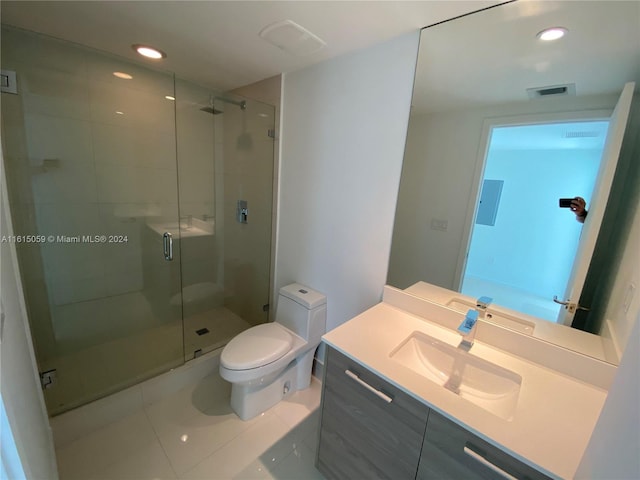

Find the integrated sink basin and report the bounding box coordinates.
[390,331,522,421]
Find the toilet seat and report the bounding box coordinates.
[221,323,293,370]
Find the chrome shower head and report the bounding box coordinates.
[199,106,223,115]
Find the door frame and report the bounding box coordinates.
[453,109,613,295]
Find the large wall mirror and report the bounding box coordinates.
[388,0,639,365]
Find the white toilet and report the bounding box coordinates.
[219,283,327,420]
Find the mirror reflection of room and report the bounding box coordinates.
[387,0,639,364]
[461,120,609,322]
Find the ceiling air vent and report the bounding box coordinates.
[259,20,326,56]
[564,131,599,138]
[527,83,576,100]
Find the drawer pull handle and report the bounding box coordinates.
[463,446,518,480]
[344,370,393,403]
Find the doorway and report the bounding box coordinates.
[461,120,609,321]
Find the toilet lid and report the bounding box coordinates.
[221,323,293,370]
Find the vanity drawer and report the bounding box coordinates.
[418,411,551,480]
[317,346,429,480]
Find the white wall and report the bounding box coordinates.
[575,308,640,479]
[1,150,58,479]
[277,31,420,333]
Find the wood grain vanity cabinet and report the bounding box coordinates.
[316,346,429,479]
[417,411,552,480]
[316,346,552,480]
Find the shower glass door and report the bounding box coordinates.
[1,27,184,415]
[175,81,275,360]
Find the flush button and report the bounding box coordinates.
[298,289,308,294]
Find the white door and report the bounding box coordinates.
[556,82,635,324]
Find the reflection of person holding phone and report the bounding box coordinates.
[560,196,588,223]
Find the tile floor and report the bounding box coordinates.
[54,373,325,480]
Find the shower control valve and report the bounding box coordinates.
[237,200,248,224]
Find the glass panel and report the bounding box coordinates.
[0,26,184,415]
[175,82,275,360]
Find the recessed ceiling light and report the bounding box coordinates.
[115,111,124,115]
[132,44,166,59]
[536,27,568,41]
[113,71,133,80]
[165,95,175,101]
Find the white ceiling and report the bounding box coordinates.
[412,0,640,113]
[0,0,499,91]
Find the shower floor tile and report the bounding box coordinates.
[43,305,250,415]
[183,307,252,359]
[55,375,324,480]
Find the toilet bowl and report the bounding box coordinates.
[220,283,327,420]
[219,283,326,420]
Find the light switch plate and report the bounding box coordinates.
[1,70,17,94]
[430,218,448,232]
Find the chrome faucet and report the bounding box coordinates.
[475,296,493,317]
[457,296,493,351]
[457,309,479,351]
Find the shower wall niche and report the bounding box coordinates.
[0,26,275,414]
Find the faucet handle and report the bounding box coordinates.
[476,296,493,309]
[458,309,479,334]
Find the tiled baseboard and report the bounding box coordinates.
[49,348,222,448]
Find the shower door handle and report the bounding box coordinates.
[163,232,173,261]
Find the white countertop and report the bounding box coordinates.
[322,300,608,479]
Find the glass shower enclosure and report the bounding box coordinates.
[0,26,275,415]
[175,80,276,361]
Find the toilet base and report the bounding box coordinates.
[230,349,315,421]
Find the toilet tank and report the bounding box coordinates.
[276,283,326,344]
